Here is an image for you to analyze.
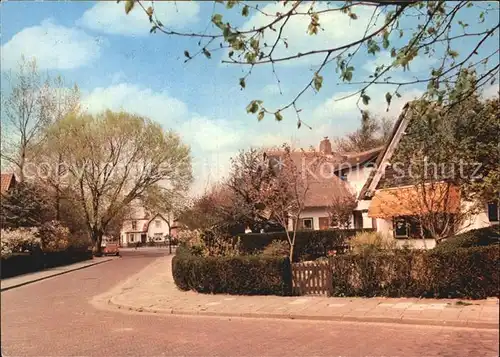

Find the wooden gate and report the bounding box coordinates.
[292,261,332,296]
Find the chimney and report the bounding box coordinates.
[319,136,332,154]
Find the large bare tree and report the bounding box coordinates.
[46,110,192,253]
[1,57,52,181]
[254,145,320,261]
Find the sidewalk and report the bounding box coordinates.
[1,256,117,292]
[99,256,499,329]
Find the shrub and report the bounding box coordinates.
[67,232,92,251]
[262,240,289,257]
[1,228,41,258]
[38,221,70,253]
[434,226,500,252]
[172,253,292,296]
[349,231,397,254]
[238,229,368,261]
[329,245,499,299]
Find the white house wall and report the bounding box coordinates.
[345,166,374,199]
[373,218,436,249]
[147,216,170,240]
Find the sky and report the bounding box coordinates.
[1,1,498,194]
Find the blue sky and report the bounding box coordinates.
[1,1,498,193]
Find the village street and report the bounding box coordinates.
[1,248,498,357]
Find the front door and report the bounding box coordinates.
[141,234,147,243]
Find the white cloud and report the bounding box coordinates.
[313,87,424,123]
[241,3,381,66]
[79,2,200,36]
[82,83,189,124]
[179,116,244,152]
[1,19,102,70]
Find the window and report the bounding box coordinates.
[155,220,161,228]
[302,218,313,230]
[394,217,408,238]
[131,220,137,230]
[128,233,134,242]
[154,233,163,241]
[394,216,431,239]
[488,202,499,223]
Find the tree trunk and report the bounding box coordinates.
[91,228,104,255]
[289,244,294,262]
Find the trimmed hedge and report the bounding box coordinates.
[172,252,292,296]
[433,226,500,252]
[236,229,372,261]
[329,245,500,299]
[1,248,93,279]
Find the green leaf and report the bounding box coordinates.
[226,0,237,9]
[184,50,191,58]
[313,72,323,91]
[212,14,224,29]
[395,92,402,98]
[297,120,302,129]
[124,0,135,14]
[382,31,390,50]
[246,100,262,114]
[385,92,392,106]
[250,38,260,51]
[223,25,232,40]
[390,48,397,58]
[349,12,358,20]
[245,52,256,64]
[228,50,234,57]
[361,94,371,105]
[275,111,283,121]
[257,110,265,121]
[150,25,158,33]
[448,49,459,58]
[242,5,249,17]
[202,48,212,59]
[239,77,246,89]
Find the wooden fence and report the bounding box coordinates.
[292,260,332,296]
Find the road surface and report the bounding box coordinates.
[2,248,498,356]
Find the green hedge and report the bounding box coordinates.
[172,252,292,296]
[1,248,93,279]
[329,245,499,299]
[236,229,371,261]
[433,226,500,252]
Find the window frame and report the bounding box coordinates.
[131,220,137,230]
[302,217,314,230]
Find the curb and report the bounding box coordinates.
[107,298,499,330]
[1,258,116,292]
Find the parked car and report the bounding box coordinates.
[101,241,120,256]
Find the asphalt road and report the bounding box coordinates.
[1,248,498,357]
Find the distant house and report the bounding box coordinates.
[268,137,382,231]
[0,173,16,195]
[359,102,499,249]
[119,204,173,247]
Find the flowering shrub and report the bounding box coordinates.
[0,228,41,258]
[38,221,70,253]
[262,240,289,257]
[349,231,397,254]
